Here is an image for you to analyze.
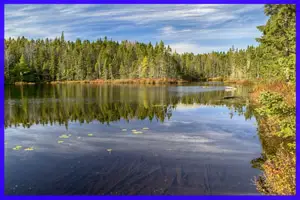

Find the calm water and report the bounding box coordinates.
[5,83,262,195]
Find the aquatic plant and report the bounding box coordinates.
[107,149,112,154]
[88,133,93,136]
[57,140,64,144]
[132,131,143,134]
[12,145,22,150]
[121,129,127,131]
[59,134,70,139]
[142,127,149,130]
[24,147,34,151]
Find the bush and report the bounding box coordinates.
[253,87,295,195]
[255,148,295,195]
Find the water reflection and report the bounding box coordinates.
[5,84,261,195]
[5,84,255,128]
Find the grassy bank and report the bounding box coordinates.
[14,82,36,85]
[48,78,189,85]
[7,78,190,85]
[250,81,295,195]
[11,78,258,86]
[207,76,255,85]
[224,79,254,85]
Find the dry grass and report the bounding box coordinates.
[50,78,189,85]
[14,82,36,85]
[251,81,295,106]
[49,80,89,84]
[223,79,253,85]
[208,77,223,81]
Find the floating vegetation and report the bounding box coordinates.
[142,127,149,130]
[131,129,137,132]
[12,145,22,150]
[121,129,127,131]
[133,131,143,134]
[107,148,112,154]
[24,147,34,151]
[88,133,93,137]
[57,140,64,144]
[59,134,70,139]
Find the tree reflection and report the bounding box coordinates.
[5,84,254,129]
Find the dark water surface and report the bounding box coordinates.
[5,83,261,195]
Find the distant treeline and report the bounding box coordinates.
[4,5,295,84]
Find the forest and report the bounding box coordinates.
[4,5,295,84]
[4,4,296,195]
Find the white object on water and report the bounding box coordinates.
[225,86,237,91]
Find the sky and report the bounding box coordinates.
[5,4,269,54]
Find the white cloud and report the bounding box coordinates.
[4,4,267,53]
[160,26,192,36]
[169,42,232,54]
[158,24,263,42]
[169,43,202,54]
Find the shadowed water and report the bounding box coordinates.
[5,83,261,195]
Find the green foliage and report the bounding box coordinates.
[6,26,295,83]
[256,4,296,82]
[12,54,30,82]
[255,148,295,195]
[251,4,296,195]
[141,56,148,78]
[256,92,295,139]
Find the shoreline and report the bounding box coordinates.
[10,78,254,86]
[12,78,190,85]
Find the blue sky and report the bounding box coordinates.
[5,4,268,54]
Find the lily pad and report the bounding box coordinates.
[142,127,149,130]
[121,129,127,131]
[24,147,34,151]
[131,129,137,132]
[107,148,112,153]
[12,145,22,150]
[88,133,93,137]
[57,140,64,144]
[59,134,70,139]
[133,131,143,134]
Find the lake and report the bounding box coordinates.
[4,83,262,195]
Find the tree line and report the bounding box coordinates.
[4,5,295,84]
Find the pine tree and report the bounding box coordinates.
[14,54,30,82]
[141,56,148,78]
[119,63,126,79]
